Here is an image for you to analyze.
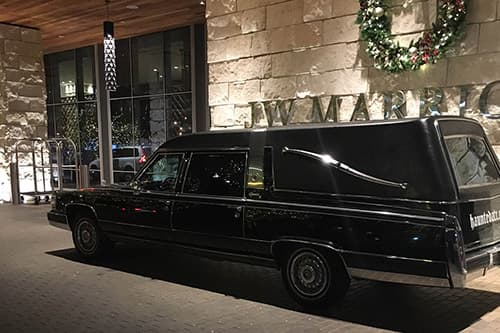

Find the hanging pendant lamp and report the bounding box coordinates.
[103,1,117,91]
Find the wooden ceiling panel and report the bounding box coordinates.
[0,0,206,53]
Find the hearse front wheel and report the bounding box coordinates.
[282,248,349,308]
[72,216,113,259]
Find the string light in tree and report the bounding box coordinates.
[356,0,467,73]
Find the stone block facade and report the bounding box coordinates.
[206,0,500,153]
[0,23,46,202]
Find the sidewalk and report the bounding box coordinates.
[0,204,498,332]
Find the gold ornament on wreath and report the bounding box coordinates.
[355,0,467,73]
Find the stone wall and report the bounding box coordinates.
[0,24,46,202]
[206,0,500,150]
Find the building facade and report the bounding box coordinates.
[0,24,46,202]
[0,0,500,202]
[206,0,500,147]
[44,26,205,184]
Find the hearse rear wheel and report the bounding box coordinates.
[282,247,348,308]
[72,215,113,259]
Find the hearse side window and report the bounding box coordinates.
[445,136,500,187]
[137,154,182,192]
[183,152,246,197]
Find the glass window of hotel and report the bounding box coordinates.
[76,47,96,102]
[45,50,76,104]
[134,97,166,150]
[132,32,164,96]
[78,102,99,165]
[110,99,135,183]
[45,55,56,105]
[166,94,192,137]
[111,39,132,98]
[44,47,100,186]
[110,97,166,183]
[164,27,191,93]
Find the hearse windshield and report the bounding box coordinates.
[444,136,500,187]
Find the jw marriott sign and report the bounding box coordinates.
[247,81,500,128]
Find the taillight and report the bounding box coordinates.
[139,154,147,164]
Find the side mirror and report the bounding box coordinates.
[129,180,141,190]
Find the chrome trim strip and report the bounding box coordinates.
[176,193,247,202]
[100,219,158,230]
[245,198,446,223]
[340,249,447,265]
[271,188,452,205]
[457,193,500,203]
[465,239,500,253]
[466,245,500,260]
[49,220,70,231]
[349,267,451,288]
[246,203,444,228]
[282,147,408,190]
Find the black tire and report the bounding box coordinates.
[281,247,350,308]
[72,215,113,259]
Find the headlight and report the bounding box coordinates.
[51,195,57,209]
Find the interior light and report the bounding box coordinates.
[103,21,117,91]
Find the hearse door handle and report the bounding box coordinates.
[234,206,243,219]
[247,191,262,199]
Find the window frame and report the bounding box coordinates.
[181,150,249,198]
[443,134,500,189]
[134,152,185,193]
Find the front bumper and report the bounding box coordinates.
[47,210,70,231]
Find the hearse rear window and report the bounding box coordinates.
[445,136,500,187]
[183,152,246,197]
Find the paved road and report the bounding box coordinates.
[0,205,498,333]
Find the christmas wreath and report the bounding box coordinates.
[356,0,467,73]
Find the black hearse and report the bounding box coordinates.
[48,117,500,307]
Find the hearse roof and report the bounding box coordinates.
[158,116,475,151]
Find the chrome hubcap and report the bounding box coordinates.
[77,221,97,253]
[290,250,329,298]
